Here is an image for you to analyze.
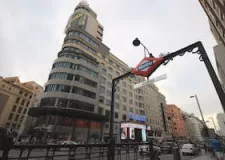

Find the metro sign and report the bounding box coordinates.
[132,57,164,77]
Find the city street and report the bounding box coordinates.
[1,149,201,160]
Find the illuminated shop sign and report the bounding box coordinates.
[121,123,146,130]
[129,113,146,122]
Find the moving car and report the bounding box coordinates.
[139,144,161,155]
[161,141,173,154]
[181,143,199,156]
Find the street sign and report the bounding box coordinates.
[132,57,164,77]
[133,74,167,89]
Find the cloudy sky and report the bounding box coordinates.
[0,0,223,128]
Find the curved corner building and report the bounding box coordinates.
[36,2,107,142]
[31,1,168,143]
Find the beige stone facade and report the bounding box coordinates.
[199,0,225,87]
[0,77,43,133]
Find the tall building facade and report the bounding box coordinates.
[0,77,43,133]
[166,105,187,141]
[198,0,225,88]
[183,113,204,143]
[34,1,167,142]
[217,113,225,136]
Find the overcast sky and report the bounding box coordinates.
[0,0,223,128]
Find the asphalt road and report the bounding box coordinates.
[0,149,200,160]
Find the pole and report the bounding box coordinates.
[199,44,225,112]
[209,117,217,132]
[108,71,132,160]
[194,95,206,124]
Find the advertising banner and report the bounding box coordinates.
[121,128,127,140]
[130,128,135,140]
[142,129,147,142]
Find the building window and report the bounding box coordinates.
[15,115,19,121]
[40,98,56,106]
[105,110,110,117]
[20,100,25,105]
[122,114,127,121]
[140,110,145,115]
[106,99,111,106]
[12,105,17,112]
[19,91,23,95]
[99,96,104,103]
[115,102,119,109]
[115,94,120,100]
[122,97,127,103]
[26,101,30,107]
[129,99,133,105]
[129,107,133,112]
[107,82,112,88]
[100,77,106,84]
[129,92,132,97]
[108,74,112,79]
[8,113,13,120]
[100,86,105,94]
[115,112,118,119]
[108,67,113,72]
[17,107,22,113]
[23,109,27,114]
[98,107,103,115]
[72,86,96,99]
[123,105,126,111]
[24,93,28,97]
[57,98,68,108]
[74,75,97,88]
[135,109,139,114]
[102,68,107,74]
[45,84,70,93]
[15,98,20,103]
[107,90,111,96]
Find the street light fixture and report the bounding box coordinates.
[133,38,154,57]
[190,94,206,125]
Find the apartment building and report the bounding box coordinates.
[199,0,225,88]
[0,77,43,133]
[166,105,187,140]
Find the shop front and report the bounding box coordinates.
[120,122,150,142]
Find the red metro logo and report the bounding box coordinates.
[132,57,164,77]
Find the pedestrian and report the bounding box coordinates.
[204,144,207,153]
[211,136,223,160]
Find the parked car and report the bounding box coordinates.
[139,144,161,155]
[181,143,199,156]
[60,140,78,145]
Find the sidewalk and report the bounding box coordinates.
[191,154,217,160]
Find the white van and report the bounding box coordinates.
[181,143,199,156]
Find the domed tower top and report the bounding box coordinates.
[78,0,89,7]
[65,1,104,41]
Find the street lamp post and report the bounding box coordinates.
[190,95,206,125]
[209,117,217,132]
